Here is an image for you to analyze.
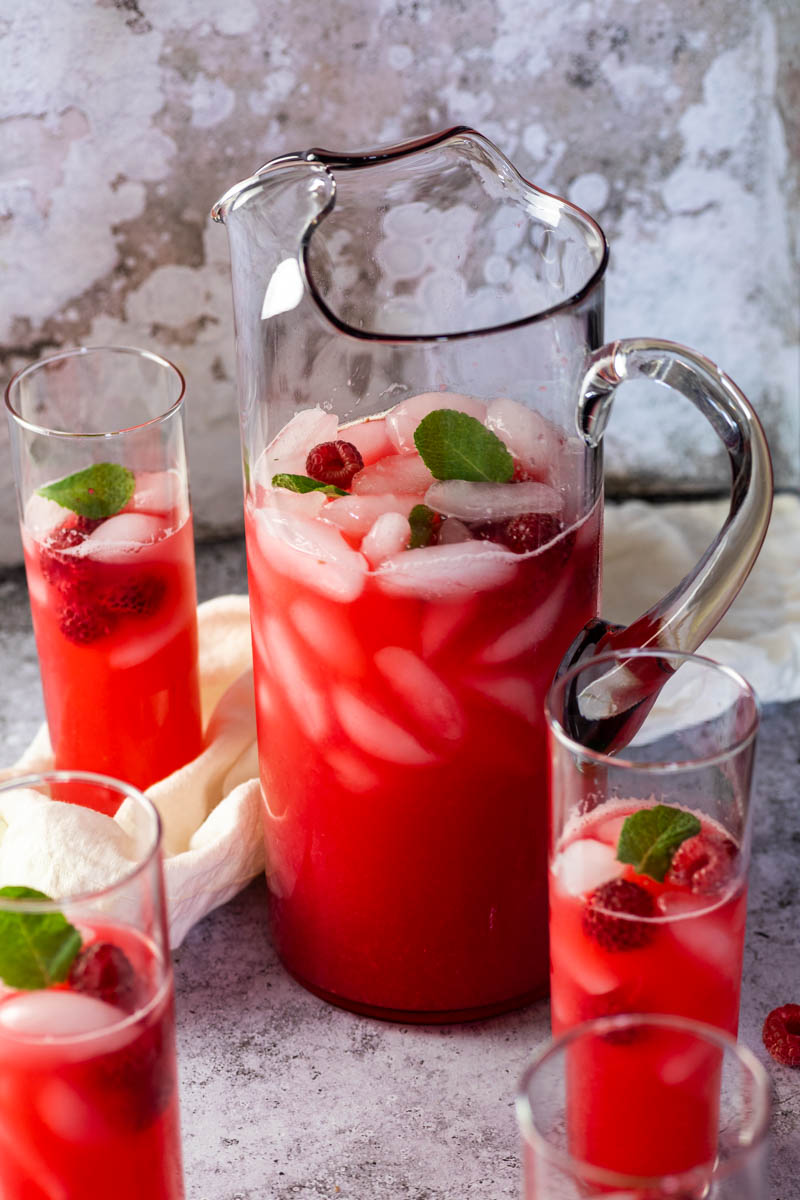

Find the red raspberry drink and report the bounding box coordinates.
[22,469,202,793]
[0,927,183,1200]
[246,395,601,1019]
[549,801,747,1037]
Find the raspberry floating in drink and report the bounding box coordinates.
[582,878,656,951]
[306,439,364,488]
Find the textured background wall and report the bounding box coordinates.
[1,0,797,565]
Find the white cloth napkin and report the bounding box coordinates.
[604,493,800,705]
[0,596,264,947]
[2,495,798,946]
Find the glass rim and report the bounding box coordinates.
[516,1012,771,1190]
[545,647,760,773]
[0,770,162,911]
[4,345,186,439]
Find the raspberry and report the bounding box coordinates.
[70,941,140,1011]
[103,573,166,617]
[473,511,573,558]
[667,832,738,894]
[582,879,656,951]
[305,440,364,488]
[763,1004,800,1067]
[39,516,102,593]
[58,601,117,645]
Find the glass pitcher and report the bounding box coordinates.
[212,127,772,1022]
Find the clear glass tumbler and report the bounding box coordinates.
[5,347,203,793]
[0,770,184,1198]
[546,649,759,1037]
[516,1013,769,1198]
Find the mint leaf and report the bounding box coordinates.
[414,410,514,482]
[0,887,82,990]
[37,463,135,519]
[272,473,347,497]
[616,805,702,882]
[408,504,439,549]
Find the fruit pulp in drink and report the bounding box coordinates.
[245,399,601,1019]
[22,471,203,793]
[0,927,184,1200]
[549,801,747,1036]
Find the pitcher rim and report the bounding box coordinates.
[211,125,610,344]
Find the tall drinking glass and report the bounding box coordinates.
[0,770,184,1198]
[517,1014,770,1198]
[546,649,759,1037]
[5,347,203,793]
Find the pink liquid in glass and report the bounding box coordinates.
[549,802,747,1037]
[22,472,203,794]
[246,403,601,1019]
[549,804,744,1183]
[0,928,183,1200]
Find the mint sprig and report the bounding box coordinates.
[37,463,135,519]
[408,504,439,550]
[616,805,702,882]
[0,887,83,990]
[414,410,514,482]
[272,473,347,497]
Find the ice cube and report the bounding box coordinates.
[555,839,625,896]
[0,990,123,1036]
[476,573,570,664]
[361,511,411,567]
[656,891,709,919]
[386,391,488,453]
[351,452,434,496]
[249,613,271,674]
[129,469,183,515]
[108,607,188,670]
[424,479,562,522]
[289,597,367,676]
[420,600,475,659]
[550,939,622,997]
[253,507,368,603]
[265,617,331,741]
[339,416,394,465]
[83,512,165,561]
[258,407,339,481]
[321,492,416,538]
[325,748,380,794]
[256,673,276,719]
[485,396,564,481]
[461,673,539,723]
[23,492,68,535]
[594,813,629,848]
[375,541,518,601]
[374,646,465,743]
[331,687,437,765]
[265,487,327,519]
[436,517,473,545]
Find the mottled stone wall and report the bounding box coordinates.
[1,0,797,563]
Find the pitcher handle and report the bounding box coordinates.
[558,338,773,747]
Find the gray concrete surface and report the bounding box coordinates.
[0,537,798,1198]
